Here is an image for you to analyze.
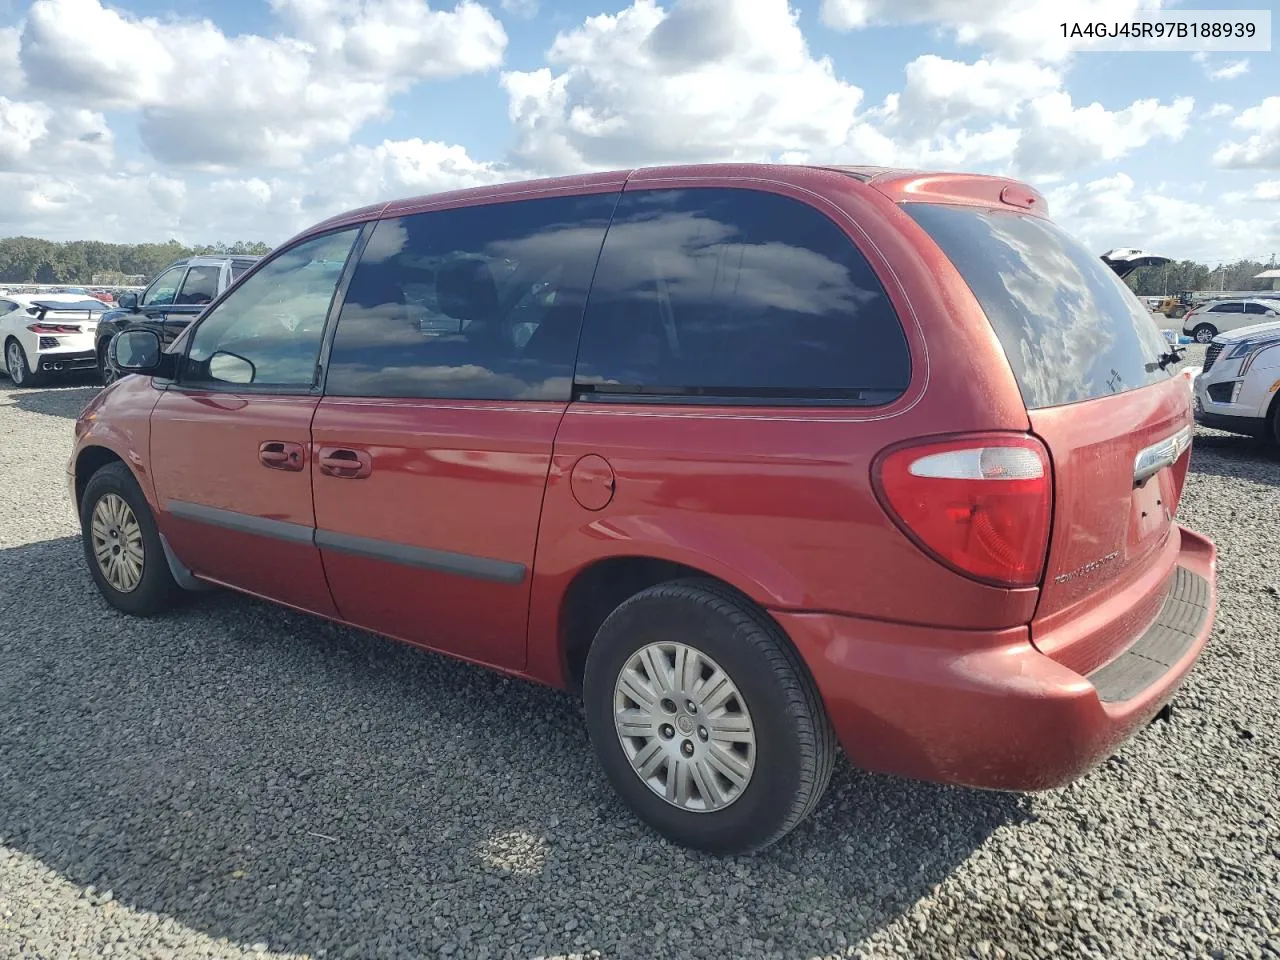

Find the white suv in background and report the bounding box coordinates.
[1193,320,1280,444]
[1182,298,1280,344]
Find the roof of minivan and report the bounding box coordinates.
[293,163,1049,245]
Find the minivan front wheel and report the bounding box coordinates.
[80,461,180,616]
[1192,323,1217,344]
[582,580,836,854]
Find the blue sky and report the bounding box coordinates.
[1,0,1277,262]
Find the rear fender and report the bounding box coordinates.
[525,512,811,688]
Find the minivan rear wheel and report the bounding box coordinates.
[1191,323,1217,344]
[582,579,836,854]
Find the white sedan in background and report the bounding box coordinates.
[0,293,107,388]
[1194,319,1280,445]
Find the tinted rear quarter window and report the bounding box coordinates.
[904,203,1172,410]
[326,193,618,400]
[575,187,911,403]
[176,265,220,305]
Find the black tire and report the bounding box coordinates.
[79,461,180,616]
[1270,396,1280,448]
[1192,324,1217,344]
[4,337,43,388]
[1170,306,1187,319]
[98,338,120,386]
[582,579,836,855]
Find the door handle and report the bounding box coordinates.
[259,441,305,472]
[318,447,373,479]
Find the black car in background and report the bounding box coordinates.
[95,255,261,383]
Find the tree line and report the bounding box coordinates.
[0,237,274,285]
[1,234,1274,295]
[1125,257,1278,297]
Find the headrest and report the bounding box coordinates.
[436,257,499,325]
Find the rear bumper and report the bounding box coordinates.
[35,348,96,373]
[777,525,1217,791]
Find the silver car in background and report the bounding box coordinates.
[1193,319,1280,444]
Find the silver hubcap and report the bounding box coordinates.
[613,642,756,813]
[7,343,23,383]
[91,493,144,592]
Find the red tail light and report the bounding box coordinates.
[873,434,1053,588]
[27,323,82,334]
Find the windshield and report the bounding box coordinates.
[904,202,1173,410]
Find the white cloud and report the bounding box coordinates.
[501,0,864,173]
[0,26,22,97]
[270,0,506,81]
[819,0,1166,62]
[0,137,513,244]
[17,0,507,168]
[832,123,1022,172]
[1209,59,1249,81]
[885,55,1061,132]
[1194,55,1250,81]
[501,0,540,16]
[1214,97,1280,169]
[0,0,1265,258]
[0,97,113,173]
[500,1,1196,184]
[1251,181,1280,202]
[1221,180,1280,204]
[0,98,49,170]
[0,170,187,242]
[1015,93,1193,176]
[1047,173,1280,262]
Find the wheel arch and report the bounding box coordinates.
[552,554,796,694]
[1266,384,1280,444]
[74,446,203,592]
[73,445,129,512]
[3,334,23,370]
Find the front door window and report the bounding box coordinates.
[181,228,361,390]
[141,265,186,307]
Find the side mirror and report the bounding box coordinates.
[111,328,172,378]
[116,291,139,310]
[209,350,256,384]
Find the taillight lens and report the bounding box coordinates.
[873,434,1053,587]
[27,323,81,334]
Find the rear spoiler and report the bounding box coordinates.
[28,300,104,323]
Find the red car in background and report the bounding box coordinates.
[70,163,1216,854]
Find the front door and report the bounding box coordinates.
[133,263,186,328]
[149,226,364,615]
[310,191,617,670]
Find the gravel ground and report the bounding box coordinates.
[1,357,1278,960]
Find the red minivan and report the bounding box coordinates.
[71,164,1217,854]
